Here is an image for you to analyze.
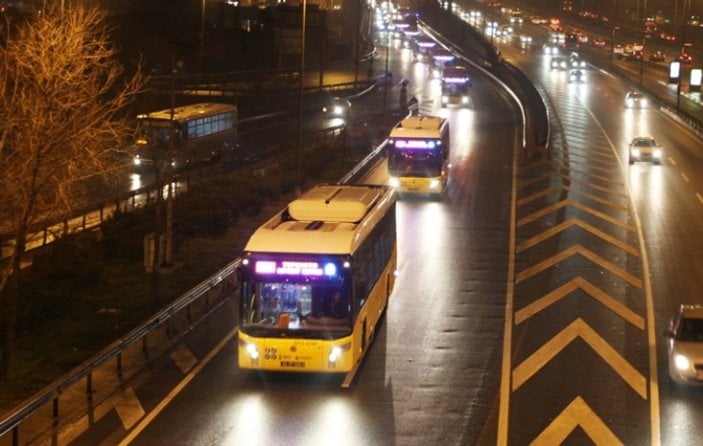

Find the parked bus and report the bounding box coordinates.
[387,114,450,196]
[440,65,472,107]
[237,184,397,373]
[132,102,238,173]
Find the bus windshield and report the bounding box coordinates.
[240,258,353,338]
[388,141,445,177]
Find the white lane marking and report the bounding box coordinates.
[119,328,237,445]
[115,387,146,430]
[681,172,690,182]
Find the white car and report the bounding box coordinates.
[628,136,662,165]
[665,305,703,385]
[568,69,584,83]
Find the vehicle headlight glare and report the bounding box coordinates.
[641,99,647,107]
[389,177,400,188]
[430,179,440,189]
[654,149,662,158]
[441,95,448,103]
[632,149,640,156]
[329,347,342,362]
[626,99,634,107]
[674,353,690,371]
[246,343,259,360]
[134,158,141,166]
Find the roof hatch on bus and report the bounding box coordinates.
[288,185,381,223]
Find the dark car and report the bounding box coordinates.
[678,52,693,65]
[650,50,666,62]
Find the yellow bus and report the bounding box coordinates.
[387,114,450,196]
[237,184,397,373]
[133,102,238,173]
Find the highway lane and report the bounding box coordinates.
[489,11,703,444]
[67,27,522,445]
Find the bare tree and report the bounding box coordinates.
[0,3,146,377]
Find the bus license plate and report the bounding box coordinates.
[281,361,305,367]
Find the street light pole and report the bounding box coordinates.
[199,0,205,74]
[676,0,690,110]
[296,0,307,195]
[383,28,390,115]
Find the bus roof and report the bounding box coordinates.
[244,184,396,255]
[389,115,447,139]
[138,102,237,122]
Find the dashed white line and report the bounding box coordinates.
[697,193,703,205]
[681,172,690,182]
[668,157,677,166]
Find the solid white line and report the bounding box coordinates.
[119,328,238,445]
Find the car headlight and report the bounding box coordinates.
[632,149,640,156]
[333,105,344,115]
[245,343,259,360]
[653,149,662,158]
[462,96,469,104]
[441,95,448,103]
[674,353,690,371]
[429,179,440,189]
[328,346,342,362]
[641,99,647,107]
[626,99,634,107]
[389,177,400,188]
[134,157,141,166]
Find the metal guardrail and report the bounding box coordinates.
[0,259,240,442]
[0,99,355,260]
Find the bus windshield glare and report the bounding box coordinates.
[241,257,352,338]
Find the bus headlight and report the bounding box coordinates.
[429,179,441,189]
[328,347,342,363]
[389,177,400,188]
[674,353,690,371]
[245,343,260,360]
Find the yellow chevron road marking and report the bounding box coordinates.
[114,387,146,430]
[530,396,623,446]
[516,218,639,256]
[518,185,628,212]
[512,318,647,398]
[515,277,645,329]
[517,244,643,287]
[517,199,634,230]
